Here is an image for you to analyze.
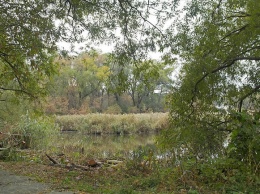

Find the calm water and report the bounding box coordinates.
[56,132,156,158]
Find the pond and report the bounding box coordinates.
[52,132,157,159]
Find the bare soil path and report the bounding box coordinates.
[0,169,74,194]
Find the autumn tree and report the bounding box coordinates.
[46,50,110,113]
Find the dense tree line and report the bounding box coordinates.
[45,50,173,114]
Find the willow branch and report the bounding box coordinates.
[123,0,166,39]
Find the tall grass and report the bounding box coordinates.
[12,114,60,150]
[56,113,168,134]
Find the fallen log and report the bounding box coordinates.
[45,154,93,171]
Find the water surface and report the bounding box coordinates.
[55,132,156,159]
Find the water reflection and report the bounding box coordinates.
[56,132,156,158]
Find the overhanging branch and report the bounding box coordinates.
[123,0,166,39]
[219,24,249,42]
[212,56,260,73]
[238,85,260,112]
[190,56,260,111]
[0,87,34,97]
[0,56,26,92]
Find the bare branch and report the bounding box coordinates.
[123,0,166,39]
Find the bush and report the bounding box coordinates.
[14,114,59,149]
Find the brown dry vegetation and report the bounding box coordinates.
[56,113,168,134]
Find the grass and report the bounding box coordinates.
[1,146,259,194]
[3,152,258,194]
[0,112,174,193]
[55,113,168,134]
[0,147,184,194]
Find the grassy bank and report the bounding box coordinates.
[2,150,259,194]
[56,113,168,134]
[1,113,258,193]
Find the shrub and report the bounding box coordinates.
[13,114,59,149]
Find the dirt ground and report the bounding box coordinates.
[0,168,75,194]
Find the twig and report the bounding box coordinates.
[45,154,59,164]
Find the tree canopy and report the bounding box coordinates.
[159,0,260,170]
[0,1,59,98]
